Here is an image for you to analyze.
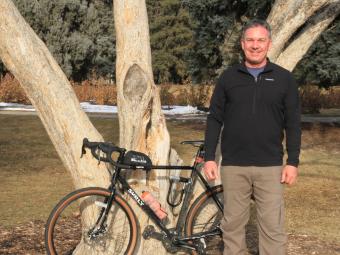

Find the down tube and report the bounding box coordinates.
[118,175,173,237]
[196,169,223,211]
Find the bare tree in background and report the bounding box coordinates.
[268,0,340,71]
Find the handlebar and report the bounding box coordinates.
[81,138,141,170]
[81,138,202,171]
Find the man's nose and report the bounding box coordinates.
[252,41,259,49]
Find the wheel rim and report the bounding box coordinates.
[186,188,224,254]
[46,189,136,255]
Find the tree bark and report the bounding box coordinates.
[0,1,117,254]
[267,0,331,61]
[114,0,182,254]
[275,2,340,71]
[0,0,108,188]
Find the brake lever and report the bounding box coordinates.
[95,147,102,165]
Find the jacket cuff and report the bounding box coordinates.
[286,159,299,167]
[204,155,216,162]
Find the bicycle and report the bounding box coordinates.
[45,138,224,255]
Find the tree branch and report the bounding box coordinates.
[268,0,330,61]
[0,0,109,189]
[275,1,340,71]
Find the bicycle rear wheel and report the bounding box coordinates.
[185,185,224,255]
[45,187,139,255]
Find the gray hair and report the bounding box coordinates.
[241,19,272,39]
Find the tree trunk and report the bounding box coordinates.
[0,1,117,254]
[275,2,340,71]
[114,0,182,254]
[267,0,331,62]
[0,0,109,188]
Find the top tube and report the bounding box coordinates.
[82,138,202,171]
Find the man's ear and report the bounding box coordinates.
[241,39,245,51]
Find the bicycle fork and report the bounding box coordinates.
[87,190,117,239]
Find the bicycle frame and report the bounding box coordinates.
[81,138,224,252]
[105,146,224,251]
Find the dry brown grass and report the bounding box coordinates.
[71,78,117,105]
[0,74,29,104]
[300,85,340,113]
[1,75,340,113]
[159,84,213,107]
[0,115,339,250]
[0,75,117,106]
[285,124,340,243]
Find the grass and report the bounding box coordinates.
[285,129,340,242]
[0,114,339,246]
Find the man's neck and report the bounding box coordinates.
[245,59,267,68]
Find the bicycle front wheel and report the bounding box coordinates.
[45,187,139,255]
[185,185,224,255]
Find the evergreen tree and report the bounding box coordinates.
[183,0,273,83]
[12,0,115,81]
[294,17,340,87]
[1,0,338,86]
[147,0,193,84]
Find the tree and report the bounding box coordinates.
[147,0,194,84]
[0,0,180,253]
[184,0,340,84]
[184,0,273,83]
[0,0,111,254]
[11,0,116,81]
[114,0,182,252]
[1,0,339,253]
[267,0,340,71]
[293,17,340,86]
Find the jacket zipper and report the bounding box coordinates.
[252,76,258,114]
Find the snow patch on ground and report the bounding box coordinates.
[0,102,205,115]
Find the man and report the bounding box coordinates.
[203,19,301,255]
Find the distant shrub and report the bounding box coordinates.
[159,84,176,105]
[299,85,340,113]
[324,86,340,108]
[187,84,212,107]
[72,78,117,105]
[1,74,338,113]
[0,74,29,103]
[161,84,213,107]
[300,85,324,113]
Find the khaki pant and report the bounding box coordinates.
[220,166,287,255]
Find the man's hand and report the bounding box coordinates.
[203,161,219,181]
[281,165,298,185]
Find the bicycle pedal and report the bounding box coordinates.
[142,225,163,241]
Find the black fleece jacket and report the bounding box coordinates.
[204,61,301,167]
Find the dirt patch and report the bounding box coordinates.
[0,221,45,255]
[0,221,339,254]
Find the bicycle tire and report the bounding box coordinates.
[45,187,139,255]
[185,185,224,255]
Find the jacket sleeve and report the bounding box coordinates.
[284,74,301,167]
[204,73,226,161]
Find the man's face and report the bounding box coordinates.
[241,25,271,68]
